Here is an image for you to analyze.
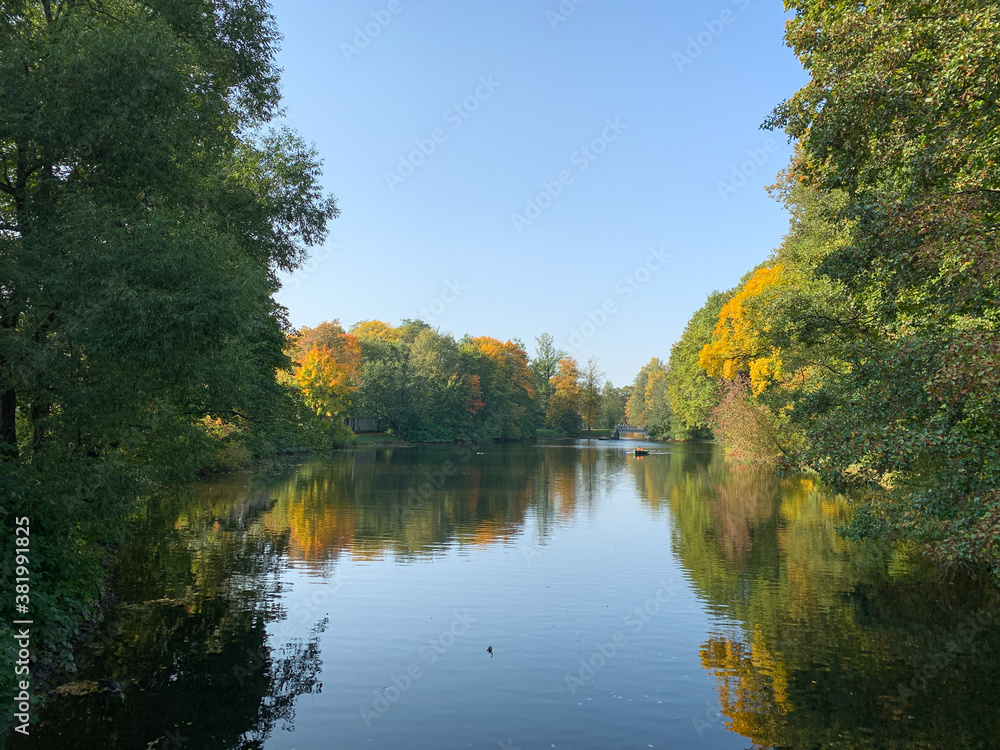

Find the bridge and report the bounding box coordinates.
[613,424,648,439]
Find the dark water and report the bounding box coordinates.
[13,441,1000,749]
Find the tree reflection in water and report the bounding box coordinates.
[18,480,325,750]
[638,448,1000,749]
[16,444,1000,750]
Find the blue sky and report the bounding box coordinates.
[269,0,808,386]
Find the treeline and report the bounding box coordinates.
[277,323,632,444]
[659,1,1000,570]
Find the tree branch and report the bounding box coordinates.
[953,189,1000,196]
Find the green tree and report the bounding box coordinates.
[666,290,729,439]
[356,330,416,437]
[580,356,604,431]
[408,328,481,440]
[767,0,1000,566]
[529,333,565,425]
[598,382,628,430]
[644,367,675,440]
[626,358,665,426]
[0,0,337,680]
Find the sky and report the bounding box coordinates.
[268,0,809,386]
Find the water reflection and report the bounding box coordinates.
[17,483,325,749]
[14,442,1000,749]
[658,450,1000,749]
[257,445,639,567]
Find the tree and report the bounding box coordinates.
[529,333,565,424]
[546,356,581,434]
[285,322,361,430]
[626,358,665,426]
[666,291,729,439]
[710,378,788,461]
[288,320,352,364]
[698,266,786,395]
[0,0,338,678]
[643,366,675,440]
[462,336,536,439]
[767,0,1000,566]
[598,382,628,430]
[624,358,676,440]
[348,323,531,442]
[408,328,482,440]
[580,356,605,431]
[349,319,398,341]
[355,329,415,437]
[293,343,359,420]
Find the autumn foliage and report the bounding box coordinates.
[286,321,361,420]
[698,266,785,396]
[546,357,581,433]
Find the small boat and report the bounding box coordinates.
[634,448,650,456]
[598,436,610,441]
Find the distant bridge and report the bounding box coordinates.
[613,424,648,439]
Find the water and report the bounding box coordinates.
[15,441,1000,749]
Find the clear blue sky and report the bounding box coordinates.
[269,0,808,386]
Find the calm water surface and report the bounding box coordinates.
[18,441,1000,749]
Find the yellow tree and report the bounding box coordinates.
[293,339,360,420]
[626,357,666,425]
[468,337,535,397]
[698,265,785,395]
[349,319,399,341]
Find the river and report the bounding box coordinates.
[16,441,1000,749]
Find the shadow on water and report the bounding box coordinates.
[11,442,1000,749]
[11,476,326,750]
